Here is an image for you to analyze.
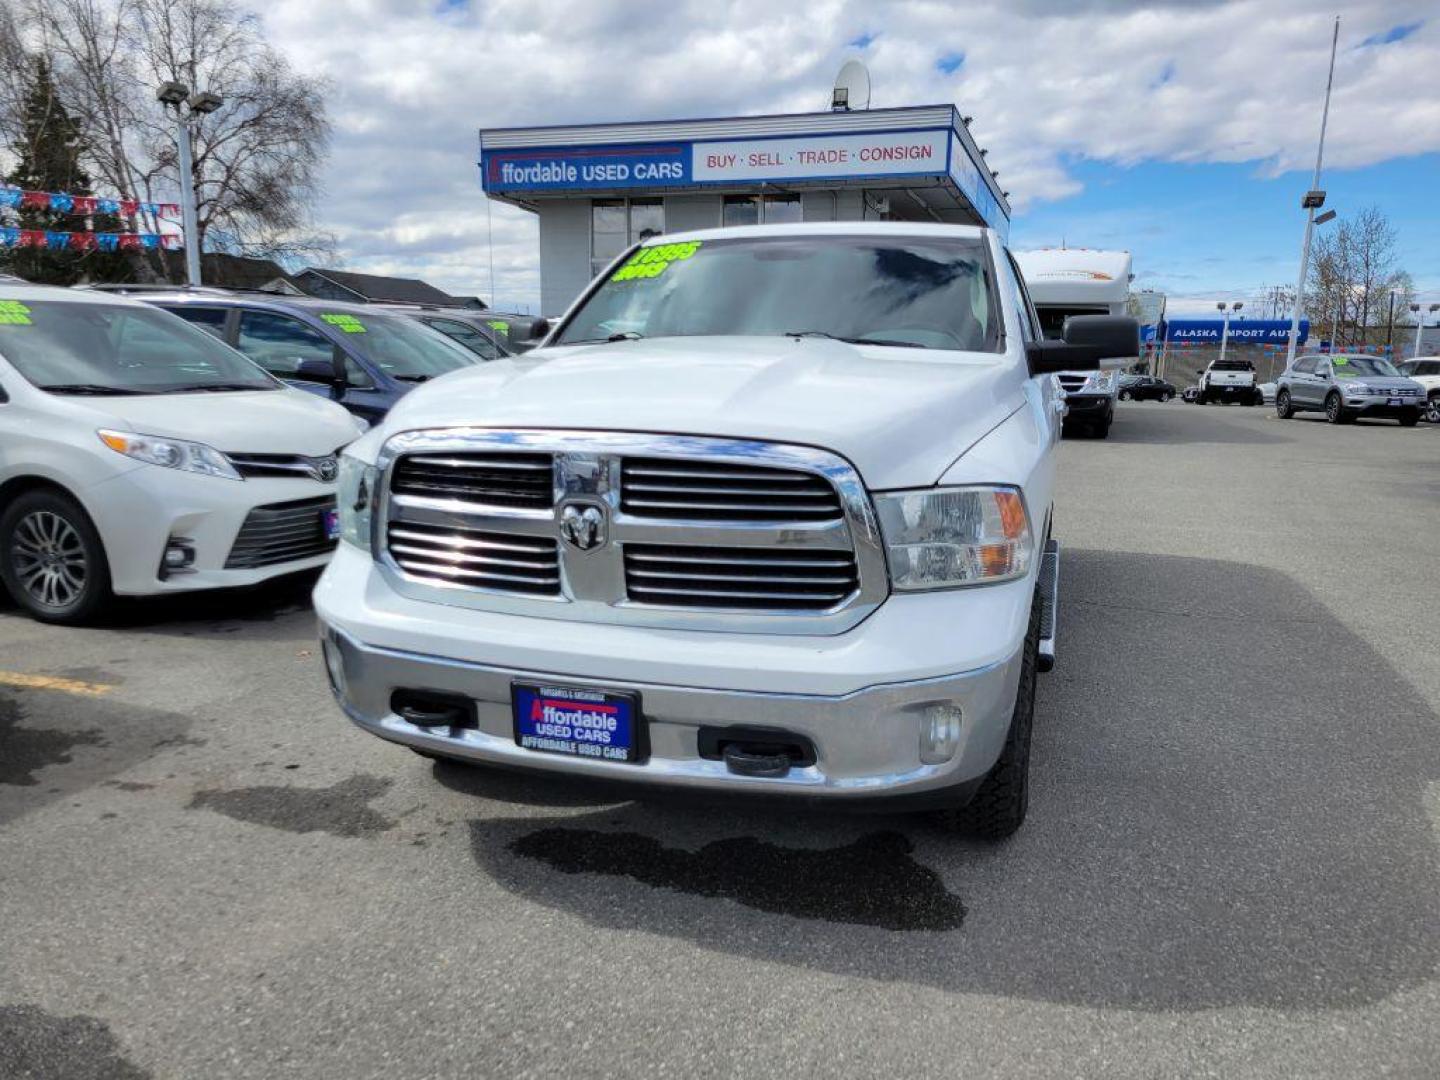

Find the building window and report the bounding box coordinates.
[724,193,803,227]
[591,198,664,278]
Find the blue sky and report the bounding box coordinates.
[254,1,1440,312]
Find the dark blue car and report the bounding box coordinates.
[122,289,483,423]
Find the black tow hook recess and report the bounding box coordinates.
[722,744,794,779]
[390,690,476,730]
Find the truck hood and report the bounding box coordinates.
[108,388,361,456]
[380,336,1020,488]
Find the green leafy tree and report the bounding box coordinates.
[3,56,131,284]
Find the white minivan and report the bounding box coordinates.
[0,284,366,624]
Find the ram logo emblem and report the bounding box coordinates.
[559,504,607,552]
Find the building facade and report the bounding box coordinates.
[479,105,1010,315]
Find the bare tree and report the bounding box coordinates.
[1306,207,1410,348]
[7,0,331,274]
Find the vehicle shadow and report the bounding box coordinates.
[1106,403,1291,445]
[463,550,1440,1012]
[98,570,321,639]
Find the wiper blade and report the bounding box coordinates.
[784,331,923,349]
[393,373,430,383]
[607,331,643,342]
[164,382,272,392]
[37,383,147,395]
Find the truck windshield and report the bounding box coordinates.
[0,299,277,394]
[1331,356,1398,378]
[557,236,1000,353]
[1210,359,1255,371]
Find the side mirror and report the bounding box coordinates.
[1026,315,1140,376]
[528,318,551,341]
[294,358,339,385]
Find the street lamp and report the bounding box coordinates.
[1415,303,1440,359]
[1218,301,1243,364]
[156,81,224,287]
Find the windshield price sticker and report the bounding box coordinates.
[0,300,32,326]
[486,319,510,332]
[322,313,367,333]
[611,241,702,281]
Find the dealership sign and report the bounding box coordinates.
[483,129,951,192]
[1161,319,1309,344]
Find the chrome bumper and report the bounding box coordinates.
[319,622,1024,803]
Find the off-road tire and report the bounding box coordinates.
[937,594,1040,841]
[0,489,112,625]
[1275,389,1295,419]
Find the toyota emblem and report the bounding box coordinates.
[559,504,606,552]
[315,457,339,483]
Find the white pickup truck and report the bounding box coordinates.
[315,223,1137,838]
[1198,357,1260,405]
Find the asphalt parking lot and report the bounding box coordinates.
[2,400,1437,1079]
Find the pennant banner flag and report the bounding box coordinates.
[0,228,175,251]
[0,185,179,219]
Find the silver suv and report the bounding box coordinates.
[1275,353,1424,426]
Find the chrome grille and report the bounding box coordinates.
[386,521,559,595]
[225,496,336,569]
[1057,374,1087,393]
[391,452,553,508]
[225,451,339,481]
[620,458,842,522]
[624,544,858,610]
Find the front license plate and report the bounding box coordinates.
[512,684,643,763]
[321,508,341,540]
[1388,398,1403,407]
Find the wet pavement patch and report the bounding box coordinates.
[504,828,965,931]
[0,1004,150,1079]
[188,774,396,838]
[0,695,104,786]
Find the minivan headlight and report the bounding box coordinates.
[337,453,378,549]
[98,430,241,480]
[873,486,1033,590]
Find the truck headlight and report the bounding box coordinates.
[873,486,1033,590]
[98,429,241,480]
[337,453,378,549]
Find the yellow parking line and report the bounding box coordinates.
[0,671,114,697]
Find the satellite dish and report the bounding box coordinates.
[831,59,871,111]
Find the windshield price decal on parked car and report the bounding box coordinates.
[486,320,510,332]
[0,300,32,326]
[322,313,367,333]
[611,241,703,281]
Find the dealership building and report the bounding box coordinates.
[478,105,1011,314]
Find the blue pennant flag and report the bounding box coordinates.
[45,231,70,250]
[96,233,120,252]
[0,188,22,210]
[140,233,161,250]
[97,197,121,215]
[0,227,20,247]
[48,193,74,213]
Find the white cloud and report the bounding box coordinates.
[256,0,1440,307]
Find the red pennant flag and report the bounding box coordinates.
[119,199,140,217]
[161,203,181,218]
[118,233,143,251]
[21,191,49,210]
[72,196,98,215]
[19,229,45,247]
[69,232,97,251]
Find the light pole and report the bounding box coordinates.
[1416,303,1440,359]
[1285,16,1341,371]
[1217,301,1242,364]
[157,80,223,287]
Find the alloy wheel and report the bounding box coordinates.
[11,510,87,609]
[1428,395,1440,424]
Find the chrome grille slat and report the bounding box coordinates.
[391,451,553,509]
[387,526,554,555]
[623,543,858,611]
[621,457,842,523]
[625,551,853,568]
[388,543,557,570]
[385,516,560,597]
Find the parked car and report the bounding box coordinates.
[481,313,551,354]
[1182,385,1200,403]
[1117,374,1176,401]
[1276,353,1424,426]
[375,305,513,361]
[1258,381,1278,405]
[316,222,1139,839]
[107,288,482,424]
[0,284,364,624]
[1395,358,1440,422]
[1198,357,1260,405]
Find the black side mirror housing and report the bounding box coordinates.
[1026,315,1140,376]
[528,318,551,341]
[294,358,339,385]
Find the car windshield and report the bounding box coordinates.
[0,299,276,394]
[1331,356,1399,378]
[323,310,480,381]
[556,235,1000,353]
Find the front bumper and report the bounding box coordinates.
[1342,396,1422,418]
[314,545,1033,803]
[1207,383,1255,399]
[82,466,337,595]
[1062,393,1114,419]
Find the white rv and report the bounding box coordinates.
[1014,249,1134,438]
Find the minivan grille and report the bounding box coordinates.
[225,451,339,481]
[387,520,560,595]
[391,452,553,509]
[624,544,858,610]
[225,496,336,569]
[620,458,841,522]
